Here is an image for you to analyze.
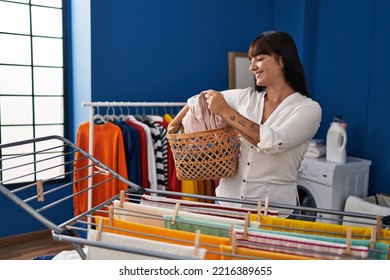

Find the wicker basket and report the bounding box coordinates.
[167,125,240,180]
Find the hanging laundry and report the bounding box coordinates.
[73,122,129,217]
[113,120,141,186]
[87,229,206,260]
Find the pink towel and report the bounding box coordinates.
[182,92,226,133]
[234,228,369,260]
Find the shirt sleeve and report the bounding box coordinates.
[220,89,243,110]
[257,101,322,154]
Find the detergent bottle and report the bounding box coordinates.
[326,116,347,163]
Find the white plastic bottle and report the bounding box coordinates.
[326,116,347,163]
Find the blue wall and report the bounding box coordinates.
[89,0,273,102]
[1,0,389,238]
[310,0,390,195]
[367,0,390,196]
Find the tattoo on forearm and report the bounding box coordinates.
[238,120,246,127]
[228,113,259,145]
[230,115,246,127]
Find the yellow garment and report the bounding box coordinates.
[95,216,229,260]
[163,113,174,123]
[181,179,198,201]
[250,214,390,259]
[219,245,319,260]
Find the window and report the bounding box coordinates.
[0,0,65,185]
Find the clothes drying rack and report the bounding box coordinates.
[0,135,389,260]
[0,100,389,260]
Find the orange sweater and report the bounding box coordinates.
[73,122,129,216]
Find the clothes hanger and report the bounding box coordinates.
[103,106,120,122]
[118,107,127,121]
[134,107,146,122]
[147,107,163,122]
[94,106,107,124]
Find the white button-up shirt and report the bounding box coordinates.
[211,88,322,216]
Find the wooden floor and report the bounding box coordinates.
[0,230,75,260]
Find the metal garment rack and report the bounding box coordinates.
[81,101,187,162]
[0,135,389,260]
[81,101,187,216]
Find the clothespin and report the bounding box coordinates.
[119,190,125,208]
[257,201,261,223]
[96,218,104,241]
[193,229,201,257]
[368,215,382,250]
[370,225,377,250]
[36,179,44,202]
[264,197,269,217]
[171,203,180,224]
[376,215,382,237]
[108,204,114,227]
[229,224,234,242]
[345,228,352,255]
[229,225,237,255]
[94,165,110,176]
[242,212,250,239]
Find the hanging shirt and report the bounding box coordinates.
[195,88,322,216]
[126,115,158,190]
[146,115,168,191]
[73,122,129,217]
[126,119,150,188]
[114,121,141,186]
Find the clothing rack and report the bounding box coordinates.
[81,101,186,163]
[80,101,187,216]
[1,135,390,260]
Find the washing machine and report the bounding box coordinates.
[297,156,371,224]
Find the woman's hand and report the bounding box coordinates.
[167,123,183,134]
[203,90,260,146]
[203,90,229,116]
[167,105,189,134]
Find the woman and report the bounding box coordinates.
[168,31,322,217]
